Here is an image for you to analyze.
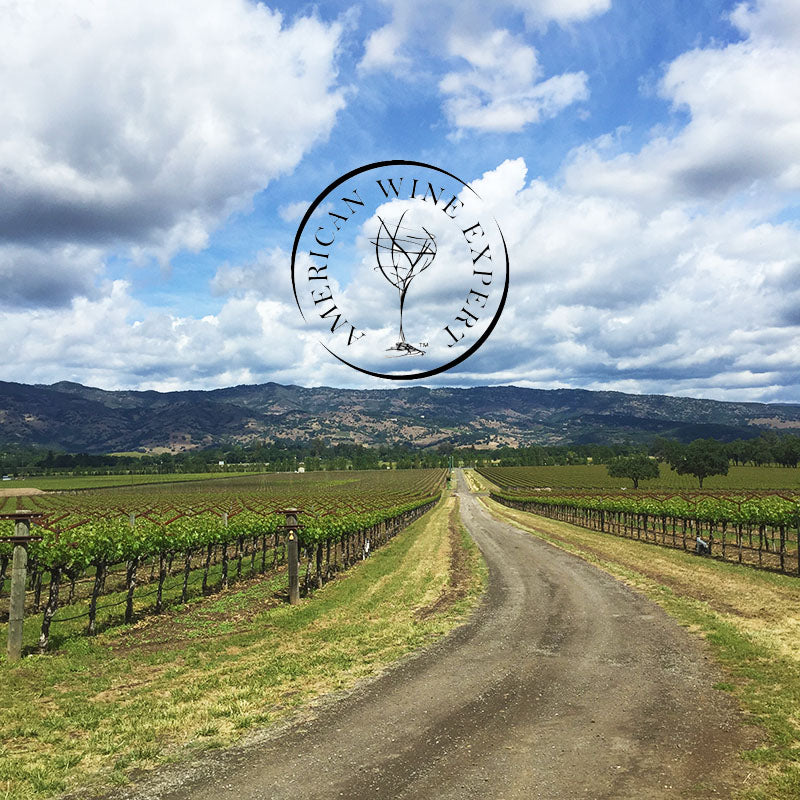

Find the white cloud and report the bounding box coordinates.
[359,0,603,134]
[452,146,800,402]
[0,280,313,391]
[4,0,800,404]
[361,0,610,65]
[210,247,289,298]
[440,30,588,133]
[0,0,345,306]
[423,0,798,402]
[0,244,105,307]
[278,202,311,224]
[730,0,800,43]
[360,21,411,72]
[11,149,799,401]
[565,0,800,205]
[511,0,611,27]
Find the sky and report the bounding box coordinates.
[1,0,799,403]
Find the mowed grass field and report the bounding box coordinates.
[0,472,265,492]
[477,463,800,490]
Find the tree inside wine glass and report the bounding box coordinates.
[371,210,437,356]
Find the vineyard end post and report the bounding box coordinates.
[285,510,299,605]
[2,512,43,662]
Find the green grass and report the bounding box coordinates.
[483,497,800,799]
[0,553,290,655]
[478,463,800,490]
[0,494,485,800]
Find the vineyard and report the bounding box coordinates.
[0,470,447,652]
[478,466,800,576]
[476,463,800,490]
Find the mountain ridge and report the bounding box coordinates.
[0,379,798,453]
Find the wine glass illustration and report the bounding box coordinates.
[371,210,437,356]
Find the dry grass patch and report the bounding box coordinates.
[462,468,493,493]
[416,497,473,619]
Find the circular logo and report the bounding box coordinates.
[291,160,509,380]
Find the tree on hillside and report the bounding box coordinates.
[669,438,729,488]
[607,453,660,489]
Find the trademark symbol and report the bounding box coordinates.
[419,342,429,348]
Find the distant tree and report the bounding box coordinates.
[774,435,800,468]
[650,437,684,464]
[607,454,660,489]
[724,439,749,467]
[587,444,617,464]
[669,438,729,488]
[742,436,773,466]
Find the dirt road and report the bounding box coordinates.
[130,470,748,799]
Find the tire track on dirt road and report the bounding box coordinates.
[126,470,750,800]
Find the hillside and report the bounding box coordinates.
[0,380,799,453]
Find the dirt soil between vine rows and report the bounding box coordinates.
[0,487,45,497]
[121,470,752,799]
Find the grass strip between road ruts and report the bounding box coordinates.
[479,495,800,800]
[461,467,493,494]
[0,494,485,800]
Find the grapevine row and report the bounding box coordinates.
[490,489,800,576]
[1,470,447,652]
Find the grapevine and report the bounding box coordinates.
[0,470,447,651]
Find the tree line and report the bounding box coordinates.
[608,433,800,489]
[607,440,729,489]
[1,431,798,479]
[0,440,444,476]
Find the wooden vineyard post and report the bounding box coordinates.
[124,558,139,623]
[285,509,299,605]
[708,523,714,558]
[325,538,332,580]
[315,543,323,589]
[1,511,44,662]
[8,542,28,661]
[721,521,727,560]
[738,524,743,564]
